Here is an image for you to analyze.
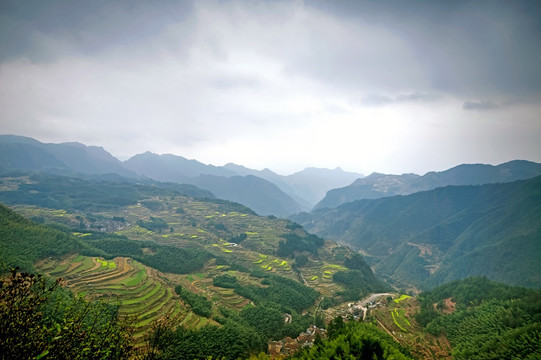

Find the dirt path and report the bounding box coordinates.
[376,318,400,343]
[298,271,309,286]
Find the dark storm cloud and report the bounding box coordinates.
[0,0,194,62]
[292,0,541,99]
[2,0,540,99]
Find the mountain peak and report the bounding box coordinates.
[60,142,86,148]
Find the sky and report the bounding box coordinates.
[1,0,541,176]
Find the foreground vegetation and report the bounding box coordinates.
[0,268,135,359]
[290,318,412,359]
[416,277,541,359]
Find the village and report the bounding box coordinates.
[267,293,392,357]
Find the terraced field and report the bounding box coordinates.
[36,255,204,342]
[14,193,363,333]
[372,296,452,359]
[12,197,354,295]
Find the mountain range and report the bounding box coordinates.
[2,134,541,358]
[4,134,541,220]
[221,163,362,209]
[0,134,135,177]
[0,135,362,216]
[291,175,541,289]
[314,160,541,209]
[123,151,363,214]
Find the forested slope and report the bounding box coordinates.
[416,277,541,359]
[293,176,541,289]
[0,203,80,270]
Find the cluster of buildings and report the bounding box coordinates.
[268,326,326,357]
[267,296,391,356]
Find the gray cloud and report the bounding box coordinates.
[210,75,262,90]
[462,97,533,111]
[2,0,540,99]
[362,92,440,106]
[361,94,394,107]
[396,93,440,103]
[286,0,541,99]
[1,0,540,174]
[463,100,500,111]
[0,0,194,62]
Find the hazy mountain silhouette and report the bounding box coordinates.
[124,152,302,216]
[315,160,541,209]
[223,163,363,210]
[0,135,136,177]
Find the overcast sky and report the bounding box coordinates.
[1,0,540,175]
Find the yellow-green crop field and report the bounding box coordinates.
[35,255,200,345]
[394,294,412,303]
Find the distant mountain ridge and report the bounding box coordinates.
[291,176,541,289]
[123,152,364,214]
[222,163,363,209]
[123,152,302,216]
[1,135,362,217]
[124,151,237,178]
[0,135,136,177]
[315,160,541,209]
[5,135,541,220]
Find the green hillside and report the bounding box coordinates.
[416,277,541,359]
[3,170,540,358]
[0,172,386,357]
[0,171,214,212]
[0,203,80,270]
[292,176,541,290]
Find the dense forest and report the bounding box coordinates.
[0,203,81,270]
[416,277,541,359]
[292,175,541,289]
[290,318,412,359]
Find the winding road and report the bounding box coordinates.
[355,293,394,320]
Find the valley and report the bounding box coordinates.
[293,175,541,290]
[0,172,387,357]
[2,0,541,357]
[0,136,540,359]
